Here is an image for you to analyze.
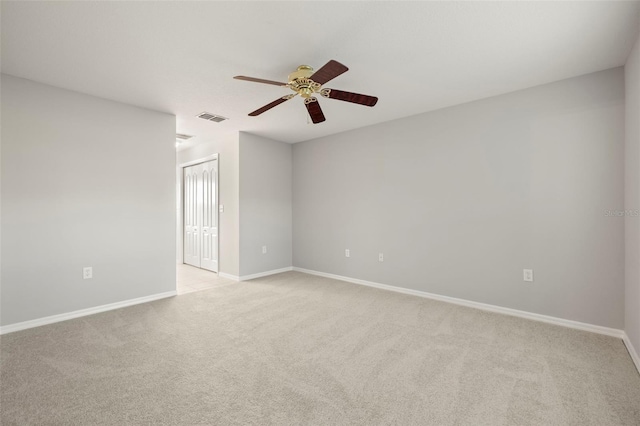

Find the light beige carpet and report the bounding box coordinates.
[1,271,639,425]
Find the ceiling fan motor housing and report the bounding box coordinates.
[288,65,321,98]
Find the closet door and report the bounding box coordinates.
[183,163,201,267]
[200,160,218,272]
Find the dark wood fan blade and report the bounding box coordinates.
[234,76,288,87]
[309,60,348,85]
[321,89,378,107]
[248,95,295,116]
[304,97,325,123]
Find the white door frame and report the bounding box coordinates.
[176,153,219,267]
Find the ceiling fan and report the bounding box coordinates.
[234,60,378,124]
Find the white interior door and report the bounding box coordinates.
[200,160,218,272]
[183,160,218,272]
[183,163,201,267]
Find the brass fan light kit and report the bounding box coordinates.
[234,60,378,123]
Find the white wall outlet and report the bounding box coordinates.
[262,245,267,254]
[345,249,350,258]
[83,267,93,279]
[379,253,384,262]
[219,205,224,213]
[523,269,534,282]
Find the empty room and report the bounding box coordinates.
[1,1,640,424]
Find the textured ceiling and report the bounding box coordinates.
[2,1,639,148]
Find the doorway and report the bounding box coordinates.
[182,158,218,272]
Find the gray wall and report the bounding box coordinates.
[1,75,176,326]
[239,132,292,277]
[625,31,640,351]
[176,135,240,277]
[293,68,625,329]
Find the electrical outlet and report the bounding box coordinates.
[83,267,93,279]
[219,205,224,213]
[523,269,533,282]
[345,249,350,258]
[379,253,384,262]
[262,245,267,254]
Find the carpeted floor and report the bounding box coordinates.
[1,271,639,425]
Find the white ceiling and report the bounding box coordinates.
[2,1,639,149]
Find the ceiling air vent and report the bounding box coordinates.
[197,112,228,123]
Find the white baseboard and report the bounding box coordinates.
[292,267,625,339]
[218,272,240,281]
[0,290,177,335]
[623,333,640,374]
[240,267,293,281]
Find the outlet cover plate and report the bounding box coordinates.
[83,267,93,279]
